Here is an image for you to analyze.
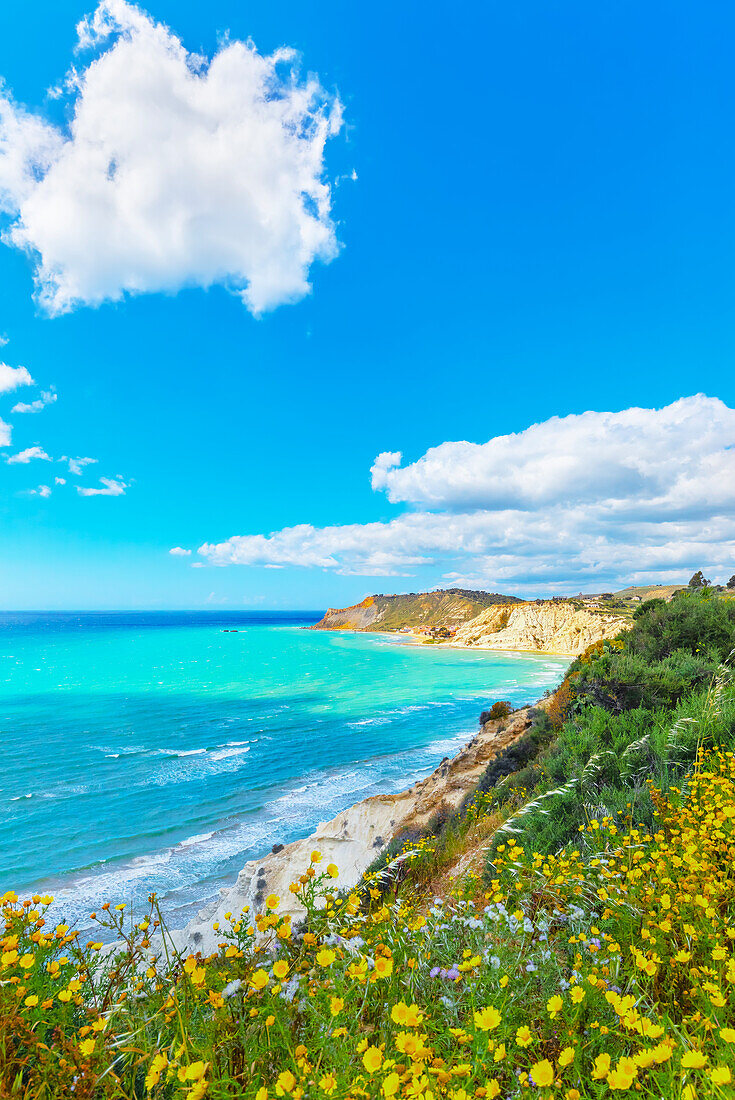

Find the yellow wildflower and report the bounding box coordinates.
[382,1072,400,1097]
[681,1051,707,1069]
[276,1070,297,1095]
[250,969,269,991]
[530,1060,554,1087]
[362,1046,383,1073]
[515,1026,533,1047]
[145,1052,169,1091]
[474,1006,501,1032]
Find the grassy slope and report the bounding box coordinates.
[314,588,521,632]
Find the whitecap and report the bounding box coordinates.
[177,831,215,849]
[155,747,208,757]
[208,745,250,762]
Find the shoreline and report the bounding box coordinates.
[372,627,579,658]
[172,685,561,955]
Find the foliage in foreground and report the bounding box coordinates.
[3,737,735,1098]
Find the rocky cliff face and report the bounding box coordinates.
[313,596,383,630]
[450,601,630,655]
[175,701,551,955]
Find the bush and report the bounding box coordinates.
[479,700,512,724]
[546,677,575,729]
[567,591,735,714]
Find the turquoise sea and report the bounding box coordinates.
[1,612,568,930]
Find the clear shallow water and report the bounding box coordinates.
[0,611,568,929]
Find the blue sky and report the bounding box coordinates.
[1,0,734,609]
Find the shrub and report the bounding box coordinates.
[479,700,512,724]
[546,678,575,729]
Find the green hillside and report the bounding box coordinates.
[313,588,521,632]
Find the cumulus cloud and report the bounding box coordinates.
[0,95,63,212]
[369,451,402,489]
[0,418,10,447]
[28,484,52,498]
[0,362,33,393]
[194,396,735,589]
[64,455,97,475]
[169,546,191,556]
[12,389,56,413]
[7,445,52,464]
[0,0,342,316]
[370,395,735,514]
[77,475,127,496]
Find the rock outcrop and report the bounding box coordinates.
[174,701,551,955]
[450,601,630,656]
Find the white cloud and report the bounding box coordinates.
[0,93,63,212]
[0,1,342,316]
[199,519,435,575]
[371,395,735,514]
[7,445,51,464]
[0,418,10,447]
[0,362,33,393]
[12,389,56,413]
[369,451,402,488]
[195,396,735,589]
[63,455,97,475]
[77,475,127,496]
[169,546,191,556]
[54,476,66,485]
[28,483,52,498]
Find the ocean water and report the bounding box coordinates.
[0,611,568,930]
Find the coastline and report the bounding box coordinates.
[313,595,632,658]
[374,627,579,658]
[172,689,559,955]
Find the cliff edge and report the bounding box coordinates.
[450,600,631,656]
